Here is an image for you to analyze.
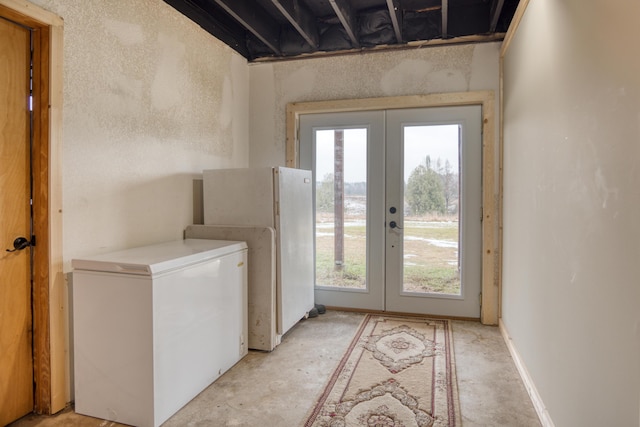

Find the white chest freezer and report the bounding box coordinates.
[72,239,248,427]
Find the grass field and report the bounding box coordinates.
[315,214,461,295]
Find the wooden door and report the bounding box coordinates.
[0,16,34,425]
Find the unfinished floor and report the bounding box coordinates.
[11,311,541,427]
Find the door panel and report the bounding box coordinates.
[300,111,385,311]
[386,106,482,318]
[0,17,34,425]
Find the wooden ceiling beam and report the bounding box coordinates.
[270,0,319,49]
[441,0,449,38]
[211,0,281,55]
[386,0,403,43]
[329,0,360,48]
[489,0,506,32]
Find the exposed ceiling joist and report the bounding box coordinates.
[270,0,319,49]
[386,0,403,43]
[489,0,506,32]
[441,0,449,38]
[212,0,281,55]
[164,0,250,57]
[329,0,360,48]
[164,0,520,61]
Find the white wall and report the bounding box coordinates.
[28,0,249,405]
[249,43,500,167]
[31,0,249,266]
[502,0,640,425]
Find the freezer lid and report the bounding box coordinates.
[71,239,247,276]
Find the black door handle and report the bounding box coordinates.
[389,221,403,230]
[6,236,31,252]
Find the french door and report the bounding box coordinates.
[300,106,482,318]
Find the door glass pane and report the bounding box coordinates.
[314,128,367,289]
[403,125,461,295]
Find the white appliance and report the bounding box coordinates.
[72,239,248,427]
[202,167,314,337]
[185,224,278,351]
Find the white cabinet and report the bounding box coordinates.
[72,239,248,427]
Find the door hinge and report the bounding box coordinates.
[480,206,483,222]
[31,235,36,247]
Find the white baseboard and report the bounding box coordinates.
[499,320,556,427]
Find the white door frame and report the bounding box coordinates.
[286,92,499,325]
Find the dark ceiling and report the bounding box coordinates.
[163,0,520,61]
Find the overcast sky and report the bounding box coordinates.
[315,124,460,183]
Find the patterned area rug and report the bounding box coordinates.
[304,315,460,427]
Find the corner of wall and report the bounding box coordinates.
[499,320,554,427]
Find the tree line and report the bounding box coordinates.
[315,155,458,216]
[406,156,458,216]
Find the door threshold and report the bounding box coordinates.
[322,306,481,322]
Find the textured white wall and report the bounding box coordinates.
[502,0,640,425]
[27,0,249,405]
[248,43,500,167]
[30,0,249,266]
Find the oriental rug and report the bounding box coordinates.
[304,315,460,427]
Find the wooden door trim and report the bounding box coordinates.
[0,0,64,415]
[286,92,500,325]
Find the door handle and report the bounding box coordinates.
[389,221,403,230]
[6,236,32,252]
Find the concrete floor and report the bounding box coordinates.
[11,311,541,426]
